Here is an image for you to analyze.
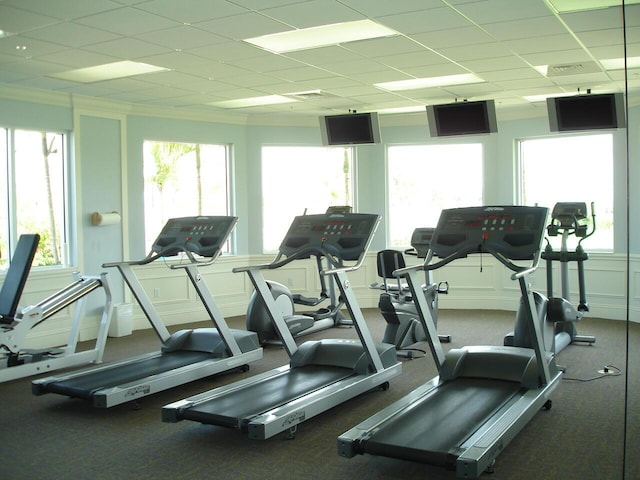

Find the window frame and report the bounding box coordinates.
[516,132,615,252]
[385,141,485,249]
[141,139,234,255]
[1,126,71,269]
[260,144,356,253]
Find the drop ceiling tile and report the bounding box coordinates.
[560,7,632,32]
[460,55,532,72]
[505,34,583,55]
[336,0,442,17]
[0,67,33,82]
[262,0,364,28]
[194,12,292,40]
[317,58,390,76]
[0,5,60,33]
[521,49,594,66]
[402,63,471,78]
[284,45,366,66]
[0,35,68,57]
[83,37,171,59]
[410,26,496,49]
[134,50,213,71]
[577,28,629,48]
[268,65,337,82]
[136,0,248,24]
[75,7,179,36]
[341,36,427,58]
[378,7,473,35]
[135,25,229,50]
[22,22,120,47]
[436,42,513,62]
[3,0,123,21]
[5,57,69,75]
[187,41,266,62]
[453,0,554,24]
[374,50,452,69]
[36,48,119,69]
[481,67,544,82]
[482,16,568,41]
[230,53,307,73]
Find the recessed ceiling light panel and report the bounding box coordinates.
[244,19,398,53]
[207,95,297,108]
[50,61,169,83]
[374,74,484,92]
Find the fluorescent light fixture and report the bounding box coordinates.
[523,92,568,102]
[244,19,398,53]
[374,73,484,92]
[377,105,427,115]
[50,61,168,83]
[207,95,297,108]
[601,56,640,70]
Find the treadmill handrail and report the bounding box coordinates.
[103,245,217,269]
[233,246,343,274]
[393,244,541,279]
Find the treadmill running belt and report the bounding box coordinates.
[361,378,521,468]
[181,365,351,428]
[41,351,213,399]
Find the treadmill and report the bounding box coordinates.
[32,216,263,408]
[338,205,563,478]
[162,212,402,440]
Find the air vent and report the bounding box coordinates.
[286,90,333,100]
[547,61,601,76]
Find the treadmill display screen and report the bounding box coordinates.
[151,216,238,257]
[431,206,548,261]
[280,213,379,261]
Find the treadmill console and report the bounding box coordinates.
[151,216,238,258]
[410,228,435,259]
[430,206,548,261]
[279,213,379,261]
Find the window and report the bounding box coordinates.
[1,128,68,269]
[143,141,231,252]
[387,144,484,247]
[519,134,613,250]
[261,146,354,252]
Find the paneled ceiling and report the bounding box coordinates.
[0,0,638,122]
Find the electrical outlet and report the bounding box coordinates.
[153,288,160,298]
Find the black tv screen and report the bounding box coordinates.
[547,93,625,132]
[319,112,381,145]
[426,100,497,137]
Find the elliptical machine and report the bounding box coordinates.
[375,228,450,358]
[505,202,596,353]
[245,206,352,345]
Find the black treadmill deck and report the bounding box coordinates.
[359,378,522,468]
[38,350,214,399]
[181,365,352,428]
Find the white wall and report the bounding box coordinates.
[0,91,638,351]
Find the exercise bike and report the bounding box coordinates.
[505,201,596,353]
[373,228,450,358]
[245,206,353,345]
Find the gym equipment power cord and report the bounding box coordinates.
[563,364,622,383]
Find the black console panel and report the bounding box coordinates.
[431,206,548,261]
[151,216,238,257]
[279,213,379,261]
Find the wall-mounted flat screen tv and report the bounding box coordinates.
[547,93,625,132]
[319,112,381,145]
[426,100,497,137]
